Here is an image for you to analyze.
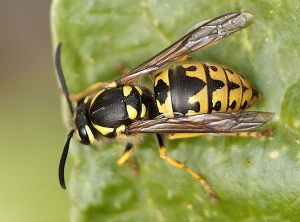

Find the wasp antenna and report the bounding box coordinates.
[55,42,74,114]
[59,129,75,189]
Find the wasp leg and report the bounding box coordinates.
[175,54,190,61]
[117,143,138,176]
[68,82,115,101]
[156,134,218,203]
[168,128,274,140]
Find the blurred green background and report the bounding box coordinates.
[0,0,69,221]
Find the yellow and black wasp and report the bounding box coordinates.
[55,12,274,203]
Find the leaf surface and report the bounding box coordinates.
[51,0,300,221]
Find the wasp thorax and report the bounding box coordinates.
[74,101,95,145]
[86,86,148,138]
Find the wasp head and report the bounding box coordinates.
[74,100,95,145]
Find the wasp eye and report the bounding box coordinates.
[78,125,91,145]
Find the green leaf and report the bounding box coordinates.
[51,0,300,221]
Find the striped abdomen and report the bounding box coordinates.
[154,62,260,116]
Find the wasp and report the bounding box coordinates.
[55,12,274,203]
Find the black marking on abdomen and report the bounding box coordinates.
[242,84,249,92]
[227,80,240,110]
[203,64,225,112]
[229,100,237,109]
[241,100,248,109]
[252,88,259,98]
[169,65,205,114]
[228,81,240,91]
[224,68,234,74]
[155,79,169,104]
[208,65,218,72]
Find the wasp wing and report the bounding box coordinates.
[128,112,274,134]
[119,12,254,84]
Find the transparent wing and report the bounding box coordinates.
[128,112,274,134]
[119,12,254,84]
